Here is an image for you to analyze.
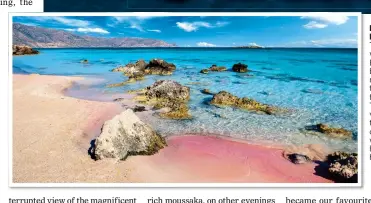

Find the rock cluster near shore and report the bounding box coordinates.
[132,80,192,119]
[327,151,358,183]
[305,123,352,139]
[12,45,39,55]
[111,59,176,76]
[210,91,284,115]
[93,109,166,160]
[108,59,176,87]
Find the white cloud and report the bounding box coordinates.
[301,15,349,25]
[29,16,91,27]
[21,22,39,26]
[284,38,357,48]
[303,21,328,29]
[65,27,110,34]
[310,38,357,47]
[125,24,144,32]
[197,42,217,47]
[147,29,161,33]
[176,21,228,32]
[249,42,260,46]
[110,16,164,32]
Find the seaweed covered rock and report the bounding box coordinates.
[305,124,352,139]
[145,80,190,101]
[209,65,227,72]
[200,69,209,74]
[232,63,248,73]
[210,91,283,115]
[327,151,358,183]
[12,45,39,55]
[146,59,176,75]
[93,109,166,160]
[132,80,191,119]
[153,99,191,119]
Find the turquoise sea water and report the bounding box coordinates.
[13,48,358,152]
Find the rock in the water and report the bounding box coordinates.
[210,91,284,115]
[111,66,126,72]
[146,59,176,75]
[94,109,166,160]
[12,45,39,55]
[209,65,227,72]
[132,80,191,119]
[232,63,248,73]
[133,105,146,112]
[306,124,352,139]
[153,99,191,119]
[200,69,209,74]
[201,89,215,95]
[146,80,190,101]
[80,59,89,64]
[327,151,358,183]
[287,153,311,164]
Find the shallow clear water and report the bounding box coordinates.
[13,48,358,152]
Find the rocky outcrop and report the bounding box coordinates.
[327,151,358,183]
[145,80,190,101]
[210,91,284,115]
[110,59,175,78]
[12,45,39,55]
[305,124,352,139]
[209,65,227,72]
[200,69,209,74]
[93,109,167,160]
[132,80,191,119]
[232,63,248,73]
[108,59,175,87]
[145,59,176,75]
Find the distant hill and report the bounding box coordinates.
[13,23,177,48]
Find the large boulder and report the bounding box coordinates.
[232,63,248,73]
[12,45,39,55]
[146,59,176,75]
[210,91,283,115]
[327,151,358,183]
[145,80,190,101]
[94,109,166,160]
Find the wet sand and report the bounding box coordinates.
[12,74,333,183]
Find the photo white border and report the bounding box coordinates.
[8,12,363,188]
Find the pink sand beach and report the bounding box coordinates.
[12,74,333,183]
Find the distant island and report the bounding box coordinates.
[235,45,264,49]
[13,23,177,48]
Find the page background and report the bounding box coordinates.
[1,8,369,201]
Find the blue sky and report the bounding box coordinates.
[13,15,358,48]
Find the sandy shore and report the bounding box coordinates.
[12,74,333,183]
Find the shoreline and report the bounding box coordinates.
[13,74,334,183]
